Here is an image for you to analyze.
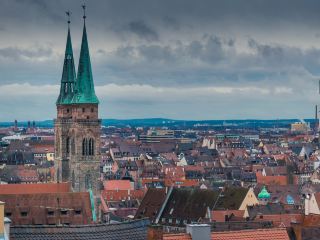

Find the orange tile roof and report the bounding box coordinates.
[211,228,289,240]
[163,233,191,240]
[0,182,70,194]
[256,172,288,186]
[103,180,133,191]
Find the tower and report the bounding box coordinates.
[54,9,101,196]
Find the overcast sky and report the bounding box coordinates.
[1,0,320,121]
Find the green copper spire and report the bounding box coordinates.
[72,5,99,104]
[56,12,76,105]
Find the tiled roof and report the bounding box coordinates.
[1,192,92,226]
[163,233,191,240]
[135,188,167,222]
[103,180,133,191]
[10,219,150,240]
[160,188,219,222]
[214,187,249,210]
[0,183,70,194]
[211,228,290,240]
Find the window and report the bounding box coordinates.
[83,138,94,156]
[60,210,68,215]
[91,108,94,113]
[75,210,82,215]
[47,211,54,216]
[66,137,70,155]
[82,108,85,113]
[21,211,28,217]
[72,170,75,188]
[87,116,89,119]
[67,108,70,113]
[85,173,92,189]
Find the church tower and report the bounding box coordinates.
[55,8,101,196]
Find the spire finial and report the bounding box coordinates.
[82,3,86,21]
[66,10,71,27]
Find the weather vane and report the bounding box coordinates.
[82,3,86,20]
[66,10,71,25]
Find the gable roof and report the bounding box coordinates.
[160,188,219,221]
[135,188,167,222]
[214,187,249,210]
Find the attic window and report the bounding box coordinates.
[75,210,82,215]
[47,211,54,216]
[60,210,68,215]
[20,211,28,217]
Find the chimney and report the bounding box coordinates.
[186,224,211,240]
[147,225,163,240]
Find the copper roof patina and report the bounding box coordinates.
[57,14,99,105]
[56,25,76,105]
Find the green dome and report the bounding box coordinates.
[258,186,270,199]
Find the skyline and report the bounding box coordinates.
[1,0,320,121]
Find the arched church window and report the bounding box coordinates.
[66,137,70,156]
[91,138,94,156]
[72,170,75,189]
[82,138,86,156]
[85,173,91,189]
[71,138,75,155]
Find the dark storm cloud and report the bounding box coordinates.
[127,20,158,41]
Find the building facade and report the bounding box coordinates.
[54,13,101,196]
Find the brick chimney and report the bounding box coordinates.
[147,225,163,240]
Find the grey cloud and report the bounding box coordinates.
[0,46,53,61]
[127,20,158,41]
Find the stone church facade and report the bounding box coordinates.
[54,13,101,196]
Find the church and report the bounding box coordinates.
[54,6,101,197]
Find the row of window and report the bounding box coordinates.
[5,209,82,217]
[65,108,95,114]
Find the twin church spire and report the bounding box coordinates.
[56,6,99,105]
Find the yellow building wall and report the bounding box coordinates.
[0,201,4,236]
[239,188,259,218]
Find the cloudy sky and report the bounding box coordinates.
[1,0,320,121]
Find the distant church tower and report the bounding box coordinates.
[55,8,101,196]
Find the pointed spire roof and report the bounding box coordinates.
[258,186,271,199]
[56,15,76,105]
[72,7,99,104]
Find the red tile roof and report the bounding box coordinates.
[0,182,70,194]
[163,233,191,240]
[212,228,290,240]
[103,180,133,191]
